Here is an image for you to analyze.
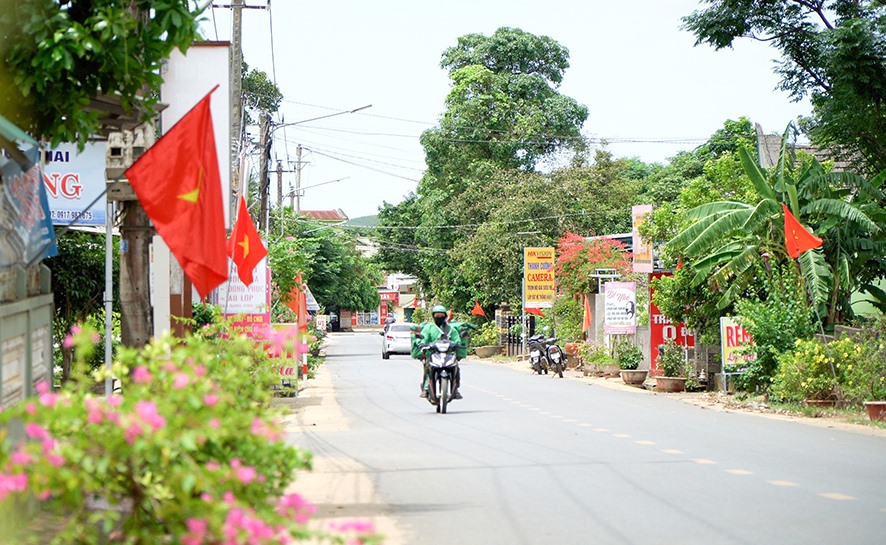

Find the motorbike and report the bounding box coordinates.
[544,336,565,378]
[527,334,549,375]
[418,336,462,414]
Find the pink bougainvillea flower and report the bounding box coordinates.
[0,472,28,502]
[25,402,37,415]
[173,373,190,389]
[133,366,152,384]
[236,466,256,484]
[209,418,220,429]
[35,382,49,394]
[10,448,32,466]
[223,491,236,503]
[229,458,242,469]
[182,517,208,545]
[203,393,218,407]
[62,334,74,349]
[38,489,52,501]
[71,324,82,335]
[135,400,166,431]
[125,422,143,444]
[328,519,375,534]
[200,493,213,502]
[90,332,101,343]
[251,418,282,442]
[206,461,221,471]
[24,423,50,441]
[162,361,178,373]
[46,453,65,467]
[194,365,207,377]
[277,493,317,524]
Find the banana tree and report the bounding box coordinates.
[666,124,883,324]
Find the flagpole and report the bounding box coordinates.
[104,199,114,397]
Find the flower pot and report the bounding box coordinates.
[564,343,580,356]
[620,369,648,386]
[601,363,621,377]
[803,399,836,408]
[565,353,580,369]
[863,401,886,421]
[654,376,686,393]
[473,345,503,359]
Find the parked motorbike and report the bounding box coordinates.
[527,334,549,375]
[418,336,462,414]
[544,337,565,378]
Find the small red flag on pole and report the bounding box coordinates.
[782,204,822,258]
[525,307,545,317]
[581,294,593,333]
[227,195,267,286]
[471,300,486,317]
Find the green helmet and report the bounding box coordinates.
[431,304,448,315]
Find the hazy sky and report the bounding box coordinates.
[204,1,810,219]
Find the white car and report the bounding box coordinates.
[381,323,415,359]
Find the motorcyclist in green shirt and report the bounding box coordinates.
[412,304,467,399]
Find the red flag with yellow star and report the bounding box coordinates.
[782,204,823,259]
[124,87,228,298]
[227,195,267,286]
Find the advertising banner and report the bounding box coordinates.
[649,272,695,373]
[217,257,270,338]
[604,281,637,334]
[523,247,556,308]
[720,316,755,367]
[632,204,653,273]
[1,147,57,266]
[43,143,107,226]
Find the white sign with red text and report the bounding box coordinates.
[604,281,637,334]
[43,143,107,225]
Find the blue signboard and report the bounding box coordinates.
[0,147,58,266]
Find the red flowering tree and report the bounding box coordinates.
[555,232,632,297]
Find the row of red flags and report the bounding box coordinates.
[123,88,267,299]
[123,88,824,304]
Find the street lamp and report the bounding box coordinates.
[271,104,372,133]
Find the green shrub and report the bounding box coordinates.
[0,326,377,545]
[656,339,686,377]
[470,321,500,348]
[577,341,615,367]
[771,338,842,401]
[613,337,643,370]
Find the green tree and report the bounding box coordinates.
[682,0,886,175]
[242,61,283,126]
[0,0,202,147]
[44,230,119,381]
[667,125,883,324]
[268,211,380,317]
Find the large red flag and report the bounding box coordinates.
[581,294,593,333]
[782,204,822,259]
[227,195,267,286]
[471,300,486,317]
[125,87,227,298]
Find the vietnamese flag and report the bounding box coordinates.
[227,195,267,286]
[525,307,545,317]
[782,204,823,259]
[471,300,486,317]
[125,86,227,298]
[581,294,593,333]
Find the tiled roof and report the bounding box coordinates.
[301,209,349,221]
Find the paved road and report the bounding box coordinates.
[285,331,886,545]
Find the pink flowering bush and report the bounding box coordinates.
[0,328,380,545]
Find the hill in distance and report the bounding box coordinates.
[347,215,379,227]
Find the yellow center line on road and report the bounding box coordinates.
[593,428,609,433]
[692,458,718,465]
[725,469,753,475]
[661,449,684,455]
[613,433,631,439]
[578,423,593,427]
[564,418,578,423]
[634,440,656,446]
[818,492,856,501]
[767,480,800,487]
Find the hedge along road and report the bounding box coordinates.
[283,331,886,545]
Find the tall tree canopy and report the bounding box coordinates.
[682,0,886,175]
[374,28,592,312]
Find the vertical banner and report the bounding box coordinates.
[604,281,637,334]
[632,204,653,273]
[720,316,755,367]
[0,149,57,266]
[216,257,271,338]
[523,247,556,309]
[649,272,695,373]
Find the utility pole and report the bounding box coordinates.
[257,112,270,231]
[276,159,283,210]
[229,0,244,211]
[294,144,302,215]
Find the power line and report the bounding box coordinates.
[342,210,605,231]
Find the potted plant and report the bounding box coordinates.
[578,341,617,377]
[655,340,687,392]
[614,338,646,385]
[471,321,503,358]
